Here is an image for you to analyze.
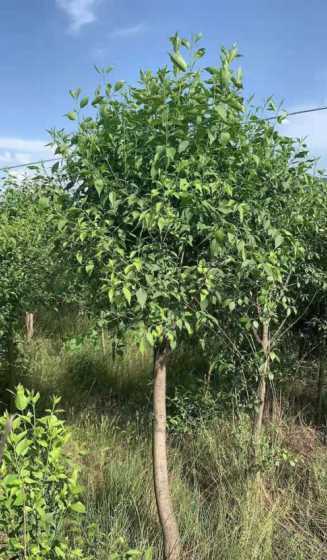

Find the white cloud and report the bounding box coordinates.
[109,23,146,38]
[0,138,52,171]
[279,105,327,169]
[0,138,47,153]
[56,0,98,33]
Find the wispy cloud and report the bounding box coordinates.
[0,138,47,153]
[109,23,146,38]
[56,0,98,33]
[280,104,327,169]
[0,138,52,171]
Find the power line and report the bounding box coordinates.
[264,105,327,121]
[1,104,327,173]
[0,157,61,173]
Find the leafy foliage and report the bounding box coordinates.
[50,33,327,363]
[0,177,58,342]
[0,385,86,559]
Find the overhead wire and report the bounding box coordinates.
[1,105,327,173]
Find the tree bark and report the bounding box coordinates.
[153,341,181,560]
[253,322,270,456]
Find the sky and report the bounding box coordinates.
[0,0,327,172]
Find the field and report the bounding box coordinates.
[2,313,325,560]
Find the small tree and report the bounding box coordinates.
[212,123,327,451]
[51,34,250,558]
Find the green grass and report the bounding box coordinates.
[70,407,327,559]
[2,323,326,559]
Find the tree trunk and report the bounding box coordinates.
[253,323,270,456]
[153,342,181,560]
[253,375,267,450]
[25,312,34,341]
[316,340,326,425]
[101,327,106,355]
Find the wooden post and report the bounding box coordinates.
[25,312,34,341]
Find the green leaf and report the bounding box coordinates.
[70,501,86,514]
[136,288,147,309]
[51,161,60,173]
[85,262,94,275]
[267,98,277,112]
[114,80,125,92]
[69,88,81,99]
[15,385,29,412]
[221,66,231,85]
[169,51,188,71]
[80,96,89,108]
[274,234,284,249]
[92,95,104,106]
[178,140,189,154]
[181,38,191,49]
[123,286,132,304]
[58,219,67,231]
[66,111,77,121]
[94,178,104,196]
[15,438,32,456]
[38,196,50,208]
[220,132,231,145]
[195,47,206,59]
[216,103,227,121]
[76,252,83,264]
[2,474,20,487]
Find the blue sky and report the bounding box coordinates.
[0,0,327,171]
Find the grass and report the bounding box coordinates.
[1,318,326,559]
[70,407,327,559]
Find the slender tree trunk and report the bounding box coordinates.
[253,376,267,449]
[253,323,270,456]
[205,362,214,391]
[153,341,181,560]
[25,312,34,341]
[316,340,326,425]
[101,327,106,355]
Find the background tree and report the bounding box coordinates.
[0,173,66,395]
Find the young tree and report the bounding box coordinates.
[50,34,250,558]
[216,129,327,451]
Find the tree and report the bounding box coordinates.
[0,173,64,388]
[50,34,250,558]
[213,121,327,451]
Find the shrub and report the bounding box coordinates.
[0,385,86,559]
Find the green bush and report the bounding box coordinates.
[0,385,86,559]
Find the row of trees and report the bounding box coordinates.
[1,34,326,559]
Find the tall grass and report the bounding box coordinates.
[2,316,326,559]
[70,407,327,559]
